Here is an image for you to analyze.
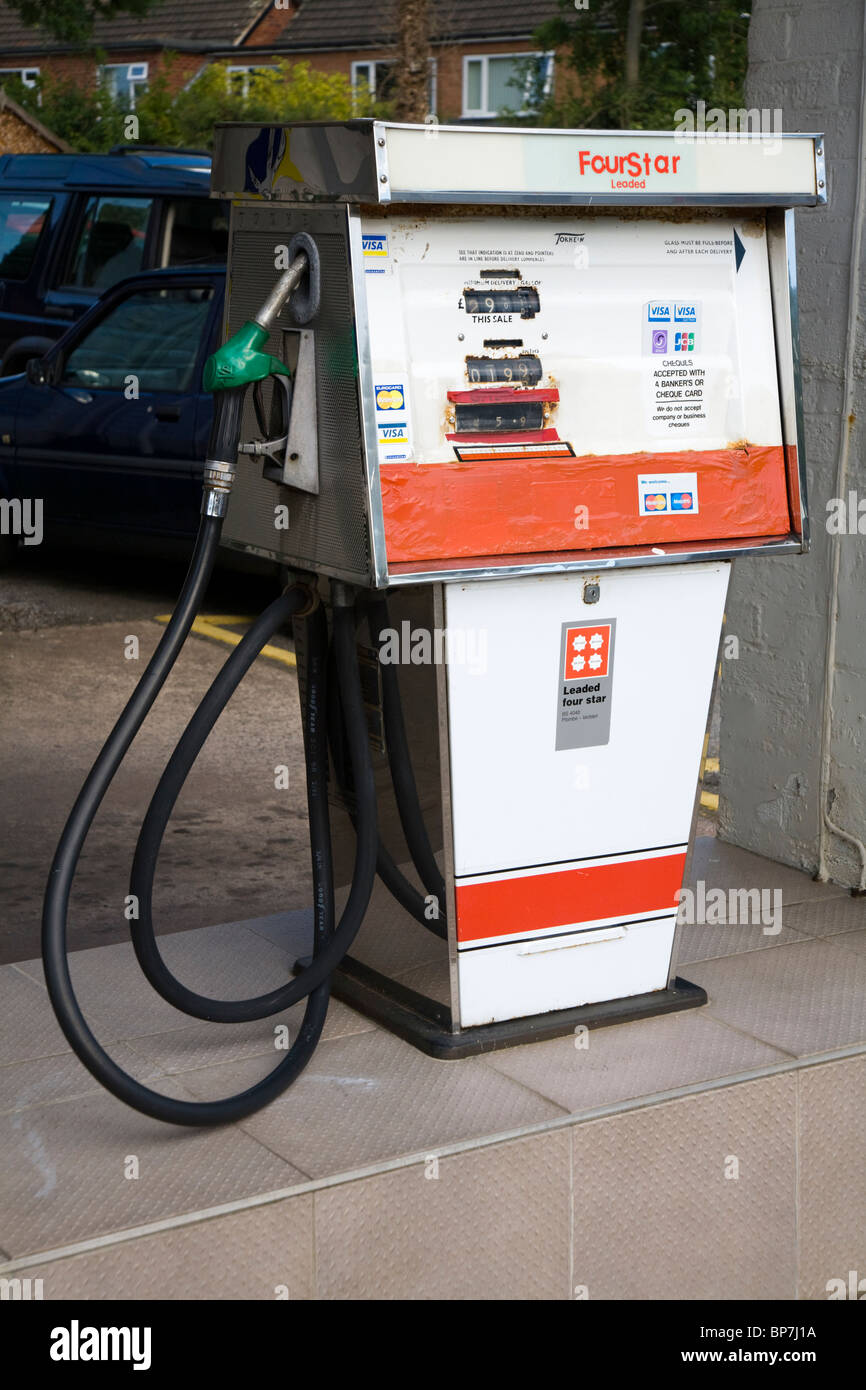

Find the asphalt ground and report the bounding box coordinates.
[0,536,311,965]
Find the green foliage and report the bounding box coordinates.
[4,0,156,45]
[535,0,753,130]
[6,58,379,153]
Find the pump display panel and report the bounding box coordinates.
[360,213,793,567]
[212,122,816,587]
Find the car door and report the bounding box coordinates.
[12,276,219,535]
[42,193,156,331]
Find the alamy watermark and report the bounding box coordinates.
[676,880,782,935]
[0,497,42,546]
[674,102,783,152]
[377,622,488,676]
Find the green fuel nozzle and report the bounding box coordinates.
[202,320,290,394]
[201,251,309,516]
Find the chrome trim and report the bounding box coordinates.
[765,207,809,549]
[385,191,823,208]
[345,205,390,586]
[670,569,731,981]
[380,120,825,141]
[372,119,391,203]
[434,582,462,1031]
[785,208,810,546]
[814,132,827,203]
[380,537,804,588]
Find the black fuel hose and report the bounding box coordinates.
[366,596,447,913]
[127,596,379,1021]
[41,514,377,1126]
[325,605,447,941]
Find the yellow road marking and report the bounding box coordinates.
[700,791,719,811]
[154,614,297,668]
[703,756,720,775]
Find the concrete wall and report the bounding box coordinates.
[718,0,866,886]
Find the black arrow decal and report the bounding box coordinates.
[733,229,746,272]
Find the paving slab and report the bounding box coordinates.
[0,835,863,1298]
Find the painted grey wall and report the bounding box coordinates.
[718,0,866,885]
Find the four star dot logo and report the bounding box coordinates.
[564,624,611,680]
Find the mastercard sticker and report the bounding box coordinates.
[638,472,699,516]
[375,383,405,411]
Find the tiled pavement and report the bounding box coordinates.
[1,837,864,1300]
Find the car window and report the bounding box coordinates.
[67,195,152,290]
[60,285,215,393]
[0,195,53,280]
[162,198,228,266]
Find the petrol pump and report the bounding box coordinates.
[42,122,823,1125]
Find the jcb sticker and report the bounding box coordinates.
[556,619,616,751]
[375,383,405,411]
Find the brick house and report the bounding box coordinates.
[0,0,269,105]
[0,0,566,125]
[236,0,566,124]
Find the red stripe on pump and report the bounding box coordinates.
[446,428,560,444]
[446,387,559,404]
[455,852,687,944]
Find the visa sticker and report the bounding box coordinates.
[378,422,409,444]
[363,233,389,274]
[363,234,389,257]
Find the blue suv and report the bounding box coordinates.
[0,147,227,376]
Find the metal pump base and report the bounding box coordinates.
[330,957,707,1060]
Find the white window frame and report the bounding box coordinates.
[351,57,437,117]
[224,64,278,100]
[462,51,553,119]
[99,61,149,109]
[0,67,40,88]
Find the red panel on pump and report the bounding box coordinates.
[380,445,791,563]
